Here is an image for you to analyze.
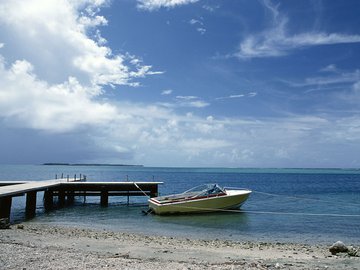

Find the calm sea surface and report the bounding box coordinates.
[1,165,360,244]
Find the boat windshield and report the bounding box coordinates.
[182,184,225,198]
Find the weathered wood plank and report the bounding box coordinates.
[0,179,80,198]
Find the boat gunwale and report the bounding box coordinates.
[149,189,251,206]
[150,192,227,205]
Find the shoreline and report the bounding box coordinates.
[0,223,359,269]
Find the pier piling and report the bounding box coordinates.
[58,190,66,207]
[0,196,12,219]
[25,191,37,218]
[44,190,54,211]
[100,190,108,207]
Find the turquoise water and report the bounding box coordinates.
[1,165,360,244]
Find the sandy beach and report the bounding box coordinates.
[0,223,359,270]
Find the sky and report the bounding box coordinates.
[0,0,360,167]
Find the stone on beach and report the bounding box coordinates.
[0,218,10,229]
[347,246,360,257]
[329,241,349,255]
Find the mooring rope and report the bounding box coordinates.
[134,182,150,198]
[166,204,360,218]
[224,187,360,207]
[252,190,360,207]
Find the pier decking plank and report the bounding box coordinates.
[0,179,71,198]
[0,181,29,187]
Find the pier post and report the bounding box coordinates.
[100,190,108,207]
[58,190,66,207]
[44,190,54,211]
[150,185,158,198]
[66,191,75,205]
[0,196,12,219]
[25,191,37,219]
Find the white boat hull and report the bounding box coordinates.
[148,189,251,215]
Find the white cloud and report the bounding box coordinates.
[216,92,257,100]
[184,100,210,108]
[158,95,210,108]
[137,0,199,11]
[235,0,360,59]
[320,64,338,73]
[189,18,206,35]
[304,70,360,86]
[336,81,360,104]
[189,19,202,25]
[193,116,224,134]
[196,27,206,35]
[0,58,116,132]
[281,65,360,102]
[0,0,160,132]
[161,89,173,95]
[95,109,360,167]
[0,0,158,87]
[202,4,219,12]
[176,95,198,100]
[288,69,360,88]
[216,94,244,100]
[175,96,210,108]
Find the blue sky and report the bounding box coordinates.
[0,0,360,167]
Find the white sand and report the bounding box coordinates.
[0,223,359,269]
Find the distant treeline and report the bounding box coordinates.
[43,163,143,167]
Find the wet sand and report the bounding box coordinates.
[0,223,359,269]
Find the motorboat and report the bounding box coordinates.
[148,183,251,215]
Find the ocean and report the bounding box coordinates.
[1,165,360,245]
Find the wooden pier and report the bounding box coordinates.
[0,178,162,221]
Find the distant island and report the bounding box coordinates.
[43,163,143,167]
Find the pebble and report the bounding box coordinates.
[329,241,348,254]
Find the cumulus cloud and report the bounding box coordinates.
[137,0,199,11]
[0,58,116,132]
[0,0,160,87]
[0,0,160,132]
[235,0,360,59]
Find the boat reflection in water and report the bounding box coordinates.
[148,184,251,215]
